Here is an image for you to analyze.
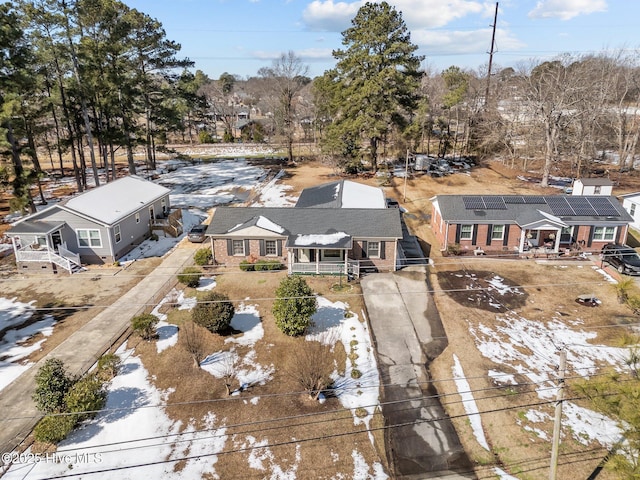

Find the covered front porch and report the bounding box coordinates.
[288,246,361,278]
[8,221,82,274]
[517,210,574,256]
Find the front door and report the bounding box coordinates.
[51,231,62,252]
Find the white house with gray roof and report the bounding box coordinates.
[431,194,632,256]
[6,175,180,273]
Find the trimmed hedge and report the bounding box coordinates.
[178,266,202,287]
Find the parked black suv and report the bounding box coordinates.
[601,244,640,275]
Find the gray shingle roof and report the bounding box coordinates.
[434,194,633,224]
[207,207,403,240]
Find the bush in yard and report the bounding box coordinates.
[272,276,317,336]
[65,374,106,421]
[178,266,202,288]
[254,259,282,271]
[131,313,159,340]
[33,358,75,414]
[194,247,213,266]
[33,414,77,444]
[96,353,121,381]
[286,340,334,400]
[192,292,235,334]
[239,260,254,271]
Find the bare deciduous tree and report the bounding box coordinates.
[285,340,334,400]
[180,321,208,368]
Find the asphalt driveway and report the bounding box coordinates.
[362,266,475,479]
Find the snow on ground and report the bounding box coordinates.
[201,303,274,390]
[0,299,56,392]
[3,345,228,479]
[452,354,489,450]
[307,298,382,444]
[452,272,628,455]
[249,169,296,207]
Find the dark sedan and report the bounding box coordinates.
[601,243,640,275]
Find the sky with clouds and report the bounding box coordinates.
[125,0,639,79]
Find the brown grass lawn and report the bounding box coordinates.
[134,270,387,479]
[7,151,640,478]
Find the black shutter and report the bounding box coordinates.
[455,225,461,243]
[227,239,232,255]
[587,226,594,247]
[503,225,510,247]
[259,239,265,256]
[276,240,282,256]
[471,225,478,246]
[486,225,493,246]
[380,241,386,259]
[615,226,621,244]
[244,239,250,255]
[362,241,368,258]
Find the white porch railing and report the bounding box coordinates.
[291,262,346,275]
[15,246,80,273]
[290,260,361,277]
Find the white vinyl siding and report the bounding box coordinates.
[77,229,102,248]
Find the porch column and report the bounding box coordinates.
[315,249,319,274]
[553,229,561,252]
[518,229,526,253]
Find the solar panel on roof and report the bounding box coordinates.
[504,196,526,204]
[546,197,576,216]
[588,197,620,216]
[567,197,597,216]
[524,196,546,204]
[463,196,485,210]
[483,197,507,209]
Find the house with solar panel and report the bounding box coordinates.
[430,194,633,256]
[205,180,403,277]
[6,176,181,273]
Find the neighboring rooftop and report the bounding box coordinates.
[62,175,170,225]
[434,194,632,223]
[294,180,386,209]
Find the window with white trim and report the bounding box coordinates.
[324,249,341,258]
[367,241,380,258]
[265,240,277,256]
[114,224,121,243]
[491,225,505,240]
[135,213,140,224]
[232,239,244,255]
[460,224,473,240]
[631,203,636,216]
[593,226,616,241]
[77,229,102,248]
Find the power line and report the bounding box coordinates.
[12,391,623,480]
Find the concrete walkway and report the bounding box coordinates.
[362,267,476,479]
[0,246,195,455]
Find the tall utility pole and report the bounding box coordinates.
[484,2,499,107]
[549,348,567,480]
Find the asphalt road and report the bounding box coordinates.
[362,266,476,479]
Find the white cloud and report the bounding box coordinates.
[302,0,493,32]
[413,27,525,56]
[528,0,607,20]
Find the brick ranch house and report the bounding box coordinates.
[6,175,182,273]
[431,194,633,256]
[205,180,403,276]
